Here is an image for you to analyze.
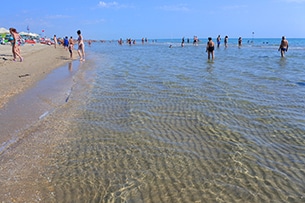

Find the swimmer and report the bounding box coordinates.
[206,37,215,60]
[238,37,242,47]
[278,36,288,57]
[217,35,221,48]
[224,36,228,48]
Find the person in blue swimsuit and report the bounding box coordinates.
[217,35,221,48]
[278,36,288,57]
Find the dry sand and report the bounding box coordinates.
[0,43,76,108]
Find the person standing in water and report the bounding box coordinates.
[181,37,185,47]
[224,36,228,48]
[217,35,221,48]
[68,36,74,59]
[238,37,242,47]
[77,30,85,61]
[206,37,215,60]
[278,36,289,57]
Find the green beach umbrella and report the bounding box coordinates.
[0,28,9,38]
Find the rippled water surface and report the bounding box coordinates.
[2,39,305,202]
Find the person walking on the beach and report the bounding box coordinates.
[68,36,74,59]
[217,35,221,48]
[53,35,57,48]
[9,28,23,62]
[77,30,85,61]
[224,36,228,48]
[278,36,289,57]
[206,37,215,60]
[63,36,69,51]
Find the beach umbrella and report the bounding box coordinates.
[19,31,39,38]
[0,28,9,38]
[0,27,9,37]
[0,27,9,34]
[28,32,39,37]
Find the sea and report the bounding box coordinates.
[1,38,305,202]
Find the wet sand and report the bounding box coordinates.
[0,43,80,202]
[0,43,74,108]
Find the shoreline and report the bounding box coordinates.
[0,43,77,108]
[0,42,80,155]
[0,44,83,201]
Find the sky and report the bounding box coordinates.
[1,0,305,40]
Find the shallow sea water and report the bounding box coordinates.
[2,39,305,202]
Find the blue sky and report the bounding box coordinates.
[1,0,305,40]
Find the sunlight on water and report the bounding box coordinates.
[1,39,305,202]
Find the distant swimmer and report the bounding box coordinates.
[206,37,215,60]
[238,37,242,47]
[193,36,199,46]
[224,36,228,48]
[217,35,221,48]
[278,36,289,57]
[181,37,185,47]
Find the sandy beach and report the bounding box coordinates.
[0,43,80,202]
[0,43,75,108]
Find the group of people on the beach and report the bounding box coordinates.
[6,27,290,63]
[7,27,86,63]
[205,35,289,60]
[53,30,85,61]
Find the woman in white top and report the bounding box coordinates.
[77,30,85,61]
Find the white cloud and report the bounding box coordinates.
[98,1,118,8]
[97,1,132,9]
[82,19,106,25]
[222,5,248,11]
[45,14,71,19]
[282,0,305,2]
[158,4,190,12]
